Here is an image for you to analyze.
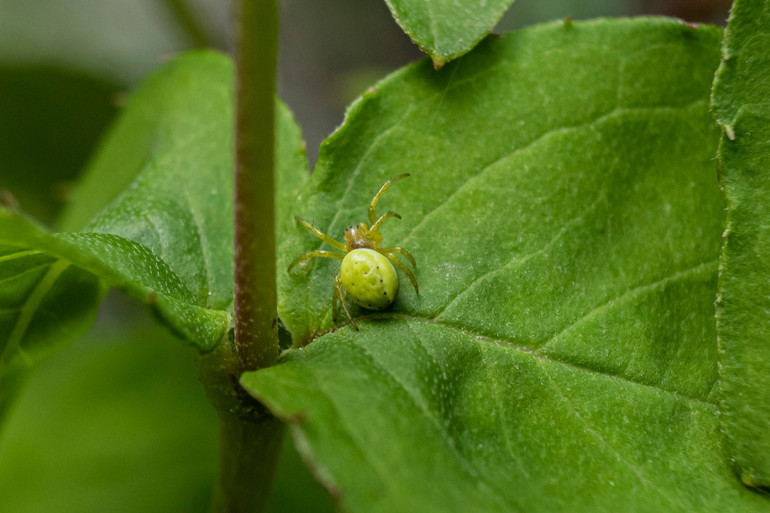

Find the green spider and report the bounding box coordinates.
[288,174,418,330]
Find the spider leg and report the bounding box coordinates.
[368,174,410,225]
[288,250,344,272]
[334,275,358,330]
[379,246,416,268]
[384,252,419,294]
[370,211,401,235]
[332,274,339,322]
[296,217,347,252]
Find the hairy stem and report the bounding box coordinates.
[233,0,279,372]
[211,410,285,512]
[201,0,283,511]
[198,343,284,513]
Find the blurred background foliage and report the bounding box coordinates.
[0,0,731,511]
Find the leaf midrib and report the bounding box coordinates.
[308,312,718,408]
[285,315,710,512]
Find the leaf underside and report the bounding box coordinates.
[245,18,770,512]
[0,51,308,384]
[711,0,770,489]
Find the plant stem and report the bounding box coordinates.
[197,341,284,513]
[233,0,279,372]
[211,410,285,513]
[200,1,283,511]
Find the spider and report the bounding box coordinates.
[288,174,418,330]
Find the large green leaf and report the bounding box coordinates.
[384,0,515,67]
[245,18,770,511]
[711,0,770,489]
[0,51,308,366]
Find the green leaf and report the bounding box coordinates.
[0,312,336,512]
[246,18,770,511]
[711,0,770,489]
[0,215,105,381]
[0,210,227,353]
[244,323,770,513]
[0,51,308,362]
[384,0,515,67]
[0,320,220,513]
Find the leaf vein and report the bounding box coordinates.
[182,189,214,306]
[477,342,532,480]
[535,358,684,506]
[338,314,717,407]
[434,195,603,319]
[0,249,44,263]
[0,263,54,285]
[304,358,403,495]
[542,259,718,350]
[355,329,513,510]
[0,259,70,371]
[398,99,707,246]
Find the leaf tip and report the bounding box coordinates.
[432,57,446,71]
[724,125,736,140]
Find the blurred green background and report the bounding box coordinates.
[0,0,731,511]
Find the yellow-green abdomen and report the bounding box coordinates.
[340,248,399,310]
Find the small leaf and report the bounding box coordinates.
[711,0,770,489]
[247,18,770,511]
[384,0,515,66]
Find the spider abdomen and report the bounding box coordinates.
[340,248,399,310]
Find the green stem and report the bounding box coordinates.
[211,410,285,513]
[233,0,280,373]
[198,342,285,513]
[200,0,283,511]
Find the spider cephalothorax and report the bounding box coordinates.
[288,174,418,330]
